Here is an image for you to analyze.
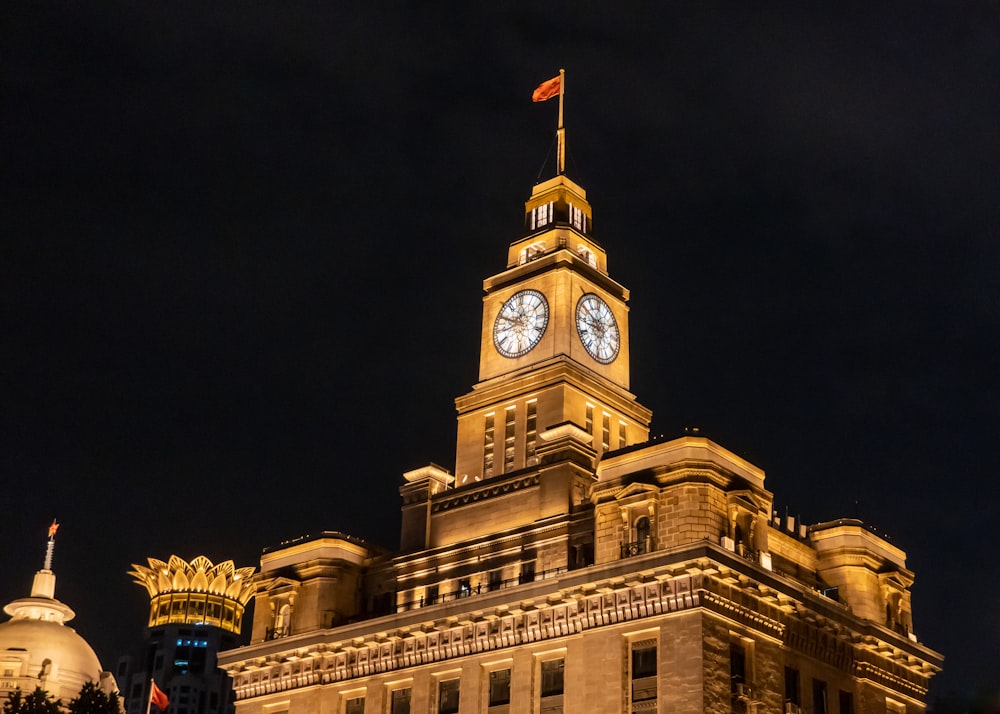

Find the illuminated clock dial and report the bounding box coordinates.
[576,293,620,364]
[493,289,549,358]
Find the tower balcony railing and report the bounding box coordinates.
[264,626,290,641]
[620,539,652,559]
[393,565,569,613]
[0,676,45,693]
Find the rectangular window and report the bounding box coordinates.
[531,202,553,229]
[812,679,827,714]
[483,413,495,478]
[190,647,206,674]
[488,569,503,591]
[526,400,538,465]
[438,679,459,714]
[730,642,746,691]
[489,669,511,706]
[729,636,754,705]
[585,405,594,436]
[631,640,657,703]
[345,697,365,714]
[503,407,516,473]
[457,578,471,598]
[190,596,205,617]
[632,643,657,679]
[784,666,800,707]
[618,421,627,448]
[572,542,594,569]
[426,584,438,606]
[601,413,610,452]
[519,561,535,584]
[540,659,564,697]
[390,688,411,714]
[838,690,854,714]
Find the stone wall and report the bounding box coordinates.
[657,482,729,549]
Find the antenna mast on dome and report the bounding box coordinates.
[43,519,59,571]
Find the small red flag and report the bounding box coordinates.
[532,75,561,102]
[150,681,169,711]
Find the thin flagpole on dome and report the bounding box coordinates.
[43,519,58,570]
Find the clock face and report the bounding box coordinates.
[576,293,620,364]
[493,289,549,358]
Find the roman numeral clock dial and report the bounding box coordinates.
[493,289,549,358]
[576,293,620,364]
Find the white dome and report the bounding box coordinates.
[0,616,102,703]
[1,564,107,705]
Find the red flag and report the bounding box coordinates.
[150,681,169,711]
[532,75,561,102]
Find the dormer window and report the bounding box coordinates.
[569,203,587,232]
[530,201,553,230]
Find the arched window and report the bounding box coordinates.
[636,517,651,553]
[274,603,291,638]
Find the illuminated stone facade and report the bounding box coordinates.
[218,171,941,713]
[119,556,255,714]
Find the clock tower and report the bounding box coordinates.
[223,94,942,714]
[453,172,652,485]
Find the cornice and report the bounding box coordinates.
[454,358,650,422]
[431,474,539,514]
[221,545,939,703]
[483,250,627,301]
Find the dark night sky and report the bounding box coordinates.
[2,3,998,707]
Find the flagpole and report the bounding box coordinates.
[556,68,566,175]
[146,679,153,714]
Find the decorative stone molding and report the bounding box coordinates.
[225,572,706,698]
[222,554,934,704]
[432,475,540,513]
